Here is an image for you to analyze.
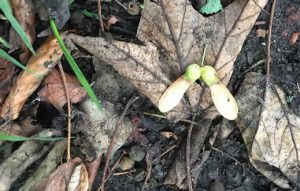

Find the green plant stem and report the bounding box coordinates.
[50,19,103,111]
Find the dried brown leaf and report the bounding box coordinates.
[67,0,268,121]
[38,68,87,111]
[236,73,300,189]
[9,0,35,63]
[289,32,299,45]
[68,163,89,191]
[1,36,63,120]
[34,157,82,191]
[0,58,15,104]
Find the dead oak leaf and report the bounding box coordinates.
[236,73,300,189]
[67,0,268,121]
[38,68,87,111]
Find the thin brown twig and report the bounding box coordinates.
[104,150,127,183]
[153,145,177,163]
[98,96,139,191]
[253,0,270,15]
[57,62,72,161]
[186,119,194,191]
[142,151,152,191]
[211,146,242,166]
[143,112,199,126]
[97,0,105,32]
[266,0,276,75]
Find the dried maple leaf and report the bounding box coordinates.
[38,68,87,111]
[67,0,268,121]
[1,36,63,120]
[9,0,35,63]
[236,73,300,189]
[0,58,15,104]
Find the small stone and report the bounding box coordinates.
[119,157,135,171]
[129,145,145,162]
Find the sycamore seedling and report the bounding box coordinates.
[158,64,238,120]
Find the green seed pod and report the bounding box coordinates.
[159,64,201,113]
[183,64,201,81]
[200,65,219,86]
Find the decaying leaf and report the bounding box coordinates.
[0,58,15,104]
[68,162,89,191]
[9,0,35,63]
[34,157,82,191]
[0,129,62,191]
[236,73,300,189]
[67,0,268,121]
[38,68,87,111]
[0,116,41,138]
[1,35,63,120]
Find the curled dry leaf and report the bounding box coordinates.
[104,15,120,31]
[0,58,15,104]
[236,73,300,189]
[9,0,35,63]
[289,32,299,45]
[1,35,63,120]
[38,68,87,111]
[67,0,268,121]
[68,162,89,191]
[34,157,82,191]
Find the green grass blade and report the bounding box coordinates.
[0,131,64,141]
[0,36,11,48]
[0,48,42,79]
[50,19,103,111]
[0,0,35,55]
[0,48,27,71]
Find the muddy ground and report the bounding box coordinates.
[2,0,300,190]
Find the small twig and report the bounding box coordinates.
[115,0,128,10]
[211,146,242,166]
[253,0,270,15]
[143,112,199,126]
[266,0,276,75]
[186,119,194,191]
[297,83,300,93]
[57,62,72,161]
[200,45,206,66]
[97,0,105,32]
[153,145,177,163]
[104,150,126,182]
[98,96,139,191]
[142,151,152,191]
[240,59,265,76]
[86,154,102,191]
[113,169,136,176]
